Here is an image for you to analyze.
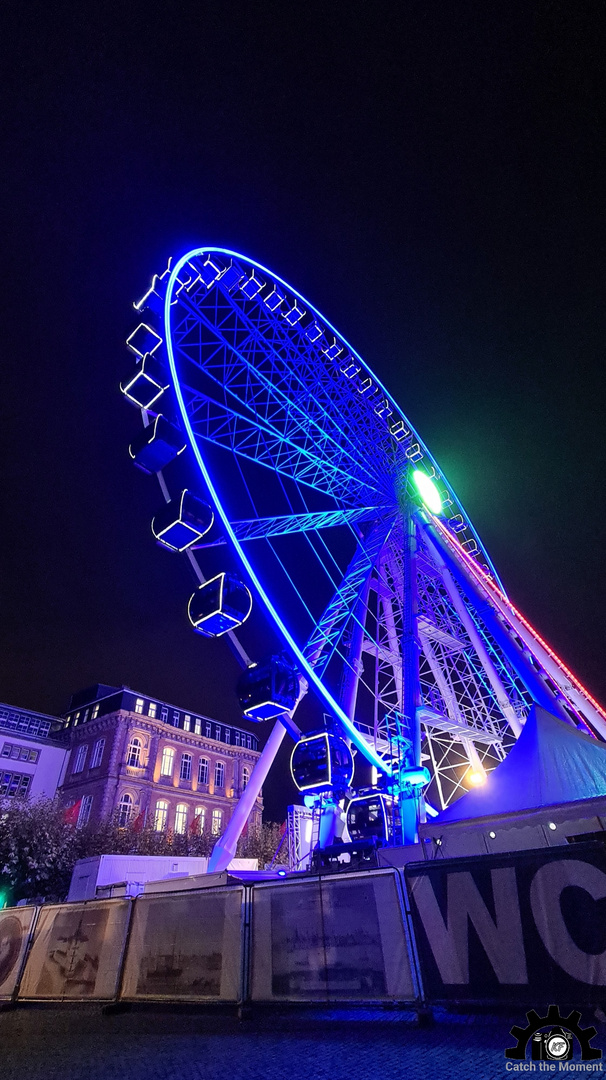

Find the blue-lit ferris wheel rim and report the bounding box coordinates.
[164,247,506,775]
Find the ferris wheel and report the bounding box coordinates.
[122,247,606,869]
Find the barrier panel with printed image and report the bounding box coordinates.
[250,869,419,1002]
[18,899,131,1001]
[0,906,38,1000]
[119,886,245,1002]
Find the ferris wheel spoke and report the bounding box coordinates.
[229,505,386,542]
[303,519,394,678]
[172,294,392,488]
[178,272,396,466]
[182,385,384,502]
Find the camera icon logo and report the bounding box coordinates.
[506,1005,602,1062]
[531,1027,573,1061]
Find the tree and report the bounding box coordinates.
[0,798,288,904]
[236,821,287,867]
[0,797,80,904]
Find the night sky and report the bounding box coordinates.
[2,3,604,819]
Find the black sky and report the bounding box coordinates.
[1,2,604,819]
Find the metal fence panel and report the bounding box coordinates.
[18,899,131,1001]
[0,905,38,1000]
[251,869,417,1002]
[119,886,244,1002]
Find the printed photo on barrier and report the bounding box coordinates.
[120,887,243,1002]
[0,906,37,999]
[405,841,606,1005]
[18,899,131,1000]
[251,870,415,1001]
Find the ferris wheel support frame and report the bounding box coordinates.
[427,517,606,737]
[427,520,570,718]
[420,523,523,737]
[439,523,606,738]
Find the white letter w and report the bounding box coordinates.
[410,868,527,985]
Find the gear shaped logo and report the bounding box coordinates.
[506,1005,602,1064]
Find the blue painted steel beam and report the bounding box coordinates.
[230,505,385,542]
[424,519,571,720]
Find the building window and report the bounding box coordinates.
[91,703,100,720]
[0,771,32,797]
[148,702,157,718]
[74,712,81,725]
[118,792,134,827]
[172,711,180,727]
[154,799,168,831]
[214,761,225,789]
[183,714,191,732]
[161,707,168,722]
[194,718,201,735]
[126,737,142,768]
[73,744,87,774]
[235,731,240,746]
[135,698,144,715]
[211,808,222,835]
[78,795,93,826]
[193,806,206,833]
[90,739,105,769]
[225,729,230,744]
[2,744,39,763]
[198,758,209,785]
[242,766,250,790]
[180,753,192,782]
[247,735,252,749]
[216,726,221,742]
[160,746,175,776]
[174,803,188,834]
[83,709,89,722]
[205,722,211,738]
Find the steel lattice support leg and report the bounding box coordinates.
[424,519,572,722]
[401,510,421,843]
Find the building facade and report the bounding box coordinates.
[0,702,68,800]
[59,684,262,834]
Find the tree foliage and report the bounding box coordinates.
[0,798,286,904]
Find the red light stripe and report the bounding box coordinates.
[433,517,606,723]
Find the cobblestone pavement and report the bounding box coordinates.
[2,1005,605,1080]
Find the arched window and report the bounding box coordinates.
[193,806,206,833]
[174,803,188,834]
[126,737,142,767]
[211,808,222,835]
[118,792,134,827]
[90,738,105,769]
[242,766,250,790]
[73,744,87,774]
[160,746,175,776]
[78,795,93,826]
[214,761,225,789]
[198,757,209,785]
[154,800,168,831]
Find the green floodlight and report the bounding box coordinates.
[412,469,443,514]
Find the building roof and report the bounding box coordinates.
[64,684,260,751]
[434,705,606,824]
[0,701,64,741]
